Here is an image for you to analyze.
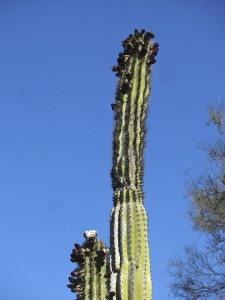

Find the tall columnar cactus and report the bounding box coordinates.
[67,29,158,300]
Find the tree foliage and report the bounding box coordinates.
[169,101,225,300]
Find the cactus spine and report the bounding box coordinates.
[67,29,158,300]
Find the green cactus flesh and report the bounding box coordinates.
[67,29,158,300]
[110,29,158,300]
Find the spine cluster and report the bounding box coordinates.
[110,29,158,300]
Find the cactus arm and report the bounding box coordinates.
[110,29,158,300]
[67,230,111,300]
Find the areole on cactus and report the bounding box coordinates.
[67,29,159,300]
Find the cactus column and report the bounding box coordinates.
[110,29,158,300]
[67,29,158,300]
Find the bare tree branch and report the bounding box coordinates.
[169,100,225,299]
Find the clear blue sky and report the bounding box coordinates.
[0,1,225,299]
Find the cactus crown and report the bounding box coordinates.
[67,29,158,300]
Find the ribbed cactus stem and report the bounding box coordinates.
[67,230,111,300]
[67,29,158,300]
[110,29,158,300]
